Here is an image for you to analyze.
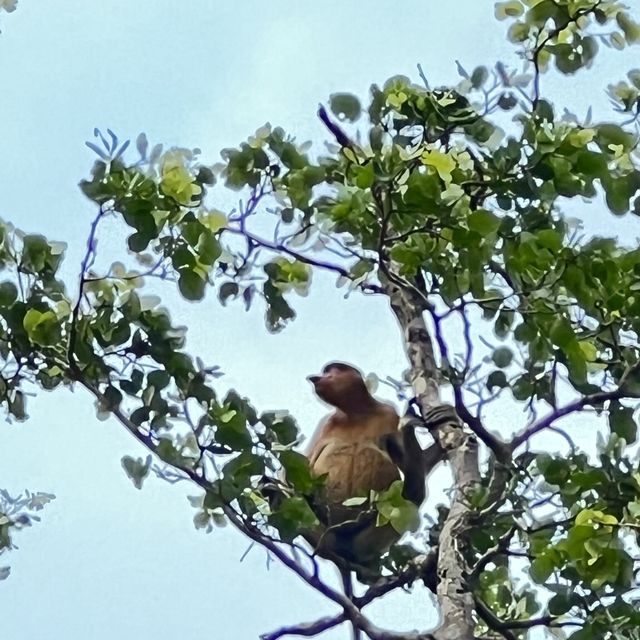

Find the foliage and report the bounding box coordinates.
[0,489,55,580]
[0,0,17,16]
[3,1,640,638]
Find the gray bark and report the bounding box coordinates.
[385,279,481,640]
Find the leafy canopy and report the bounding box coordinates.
[2,0,640,638]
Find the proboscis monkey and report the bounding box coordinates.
[303,362,446,577]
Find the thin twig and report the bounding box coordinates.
[223,226,383,294]
[260,613,348,640]
[511,388,629,451]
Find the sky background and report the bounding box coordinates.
[0,2,638,639]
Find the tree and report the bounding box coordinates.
[3,0,640,638]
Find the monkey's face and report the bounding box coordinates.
[307,362,366,406]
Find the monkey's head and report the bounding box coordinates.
[307,362,369,407]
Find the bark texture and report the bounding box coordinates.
[385,280,481,640]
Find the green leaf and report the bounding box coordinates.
[421,149,456,182]
[8,390,27,420]
[507,21,530,43]
[261,412,299,446]
[550,317,575,349]
[487,370,508,391]
[161,159,202,204]
[578,341,597,362]
[375,480,420,534]
[101,385,123,412]
[628,499,640,518]
[22,309,61,346]
[269,496,318,542]
[156,439,184,466]
[121,454,152,490]
[343,497,368,507]
[495,309,514,337]
[530,554,554,583]
[575,150,607,177]
[353,163,375,189]
[470,66,488,88]
[224,390,259,426]
[197,231,221,266]
[178,270,206,301]
[575,509,617,527]
[597,124,634,152]
[218,281,239,305]
[536,229,562,252]
[223,451,264,490]
[512,375,533,401]
[279,450,316,493]
[329,93,361,122]
[22,234,65,275]
[548,593,572,616]
[617,12,640,44]
[147,370,171,390]
[602,173,636,215]
[468,210,501,236]
[120,369,144,396]
[203,489,223,511]
[215,406,252,450]
[263,279,296,332]
[130,406,151,426]
[492,347,513,368]
[526,0,560,28]
[0,282,18,307]
[495,1,524,20]
[609,401,637,443]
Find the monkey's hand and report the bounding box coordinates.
[422,404,461,430]
[403,402,460,431]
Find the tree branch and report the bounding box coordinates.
[475,597,580,635]
[317,104,358,151]
[382,276,480,639]
[68,205,107,374]
[223,226,383,295]
[260,613,348,640]
[511,388,628,451]
[355,550,438,608]
[467,527,516,586]
[452,383,510,463]
[70,373,442,640]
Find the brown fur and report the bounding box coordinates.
[300,362,429,576]
[306,363,401,520]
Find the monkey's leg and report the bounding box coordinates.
[382,405,456,503]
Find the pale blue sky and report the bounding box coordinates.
[0,2,637,639]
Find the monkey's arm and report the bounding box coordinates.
[380,404,459,504]
[380,425,439,504]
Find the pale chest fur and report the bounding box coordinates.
[309,410,400,505]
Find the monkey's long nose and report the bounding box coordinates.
[307,375,321,385]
